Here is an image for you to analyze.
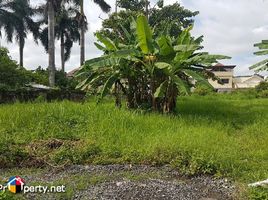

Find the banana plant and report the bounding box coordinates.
[152,25,230,112]
[77,14,230,113]
[250,40,268,72]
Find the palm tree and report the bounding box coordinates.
[47,0,58,87]
[39,4,80,73]
[44,0,69,86]
[57,5,80,72]
[0,0,8,41]
[72,0,111,66]
[0,0,39,67]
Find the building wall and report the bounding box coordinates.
[234,76,264,89]
[208,71,233,89]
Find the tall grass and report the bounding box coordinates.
[0,96,267,184]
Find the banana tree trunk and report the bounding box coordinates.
[19,37,24,67]
[80,0,85,66]
[48,0,56,87]
[60,33,65,73]
[114,81,121,108]
[163,84,177,113]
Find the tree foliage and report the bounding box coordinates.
[0,47,31,89]
[0,0,39,67]
[38,3,80,72]
[250,40,268,72]
[77,15,230,113]
[97,2,198,42]
[71,0,111,65]
[0,47,77,90]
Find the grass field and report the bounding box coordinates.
[0,95,268,198]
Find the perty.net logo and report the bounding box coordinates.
[0,176,25,194]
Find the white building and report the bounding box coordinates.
[233,74,265,89]
[208,63,236,92]
[208,63,265,91]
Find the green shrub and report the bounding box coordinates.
[170,153,217,176]
[256,81,268,91]
[0,48,32,89]
[257,90,268,98]
[34,95,47,103]
[193,84,214,96]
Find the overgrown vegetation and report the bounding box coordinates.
[97,2,198,41]
[0,48,32,90]
[0,48,77,91]
[77,15,229,113]
[0,96,267,184]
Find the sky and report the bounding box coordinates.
[1,0,268,76]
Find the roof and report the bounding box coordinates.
[26,83,51,90]
[214,63,225,67]
[234,74,265,84]
[210,63,236,69]
[234,74,264,79]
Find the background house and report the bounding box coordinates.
[233,74,265,89]
[208,63,265,92]
[208,63,236,92]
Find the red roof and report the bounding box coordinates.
[212,63,236,69]
[215,63,225,67]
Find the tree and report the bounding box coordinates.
[97,2,198,42]
[0,47,32,89]
[44,0,68,87]
[47,0,57,87]
[72,0,111,66]
[250,40,268,72]
[0,0,39,67]
[57,5,80,72]
[39,4,80,73]
[77,15,230,113]
[33,67,78,89]
[149,3,198,38]
[0,0,9,39]
[117,0,145,11]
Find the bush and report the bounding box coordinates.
[193,84,214,96]
[255,82,268,98]
[255,81,268,91]
[257,90,268,98]
[34,95,47,103]
[33,67,78,90]
[0,48,32,89]
[0,48,78,90]
[0,89,85,104]
[170,152,217,176]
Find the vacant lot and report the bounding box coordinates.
[0,96,267,199]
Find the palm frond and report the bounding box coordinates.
[93,0,111,13]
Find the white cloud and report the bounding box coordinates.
[1,0,268,75]
[181,0,268,75]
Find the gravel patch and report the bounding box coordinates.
[0,165,235,200]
